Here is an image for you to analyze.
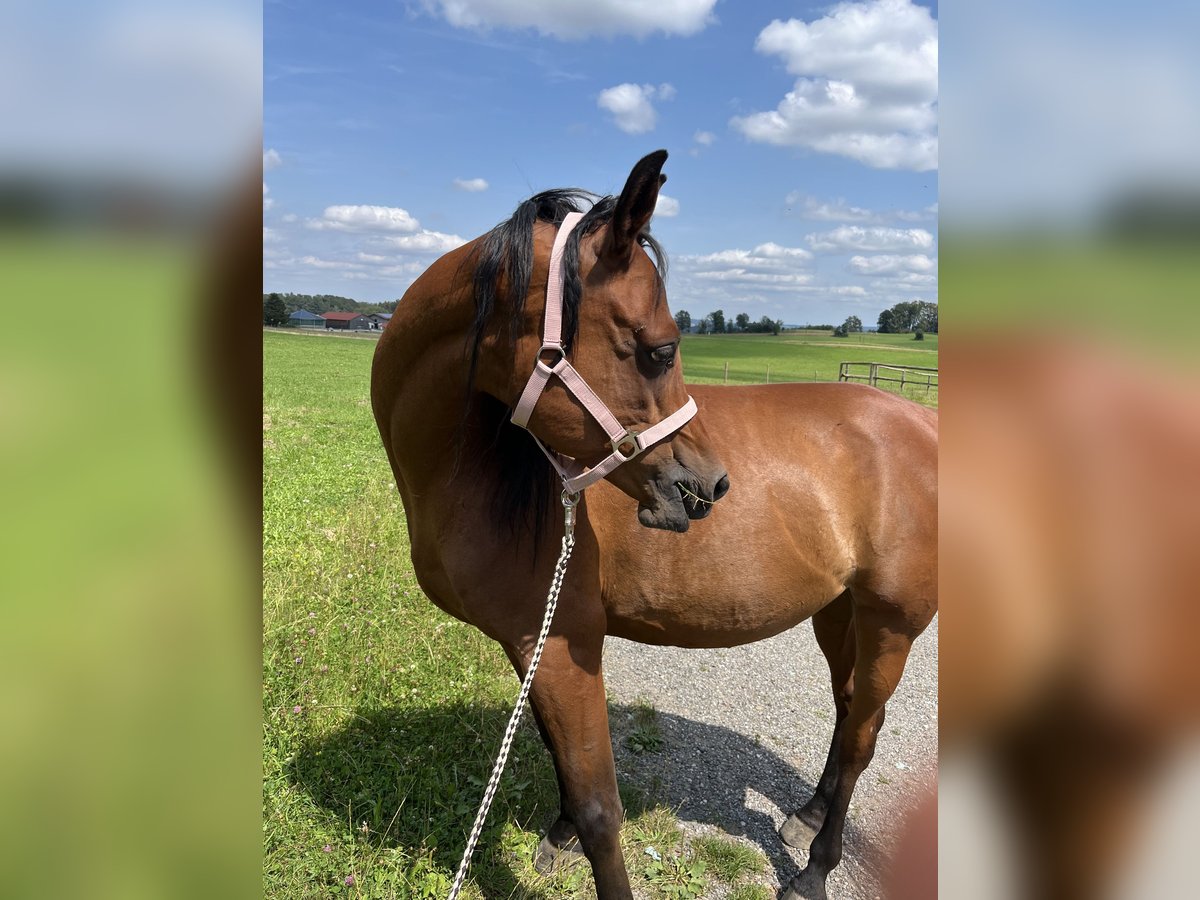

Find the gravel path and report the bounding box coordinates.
[602,616,938,900]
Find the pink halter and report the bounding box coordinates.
[510,211,698,494]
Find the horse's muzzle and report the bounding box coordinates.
[637,468,729,532]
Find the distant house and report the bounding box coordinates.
[288,309,324,329]
[321,311,370,330]
[365,312,392,330]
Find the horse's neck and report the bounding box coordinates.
[382,282,499,489]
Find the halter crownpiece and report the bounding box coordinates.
[510,211,698,493]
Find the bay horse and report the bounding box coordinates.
[371,150,937,900]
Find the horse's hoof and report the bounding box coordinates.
[779,871,828,900]
[533,833,585,874]
[779,811,821,849]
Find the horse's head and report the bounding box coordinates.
[477,151,728,532]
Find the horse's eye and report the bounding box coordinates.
[649,343,677,367]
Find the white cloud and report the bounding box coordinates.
[655,194,680,217]
[787,193,877,223]
[847,253,936,275]
[731,0,937,171]
[309,205,421,232]
[676,242,815,294]
[693,270,813,286]
[688,243,813,269]
[751,242,814,261]
[423,0,717,39]
[453,177,489,192]
[263,148,282,170]
[262,182,274,211]
[262,226,279,242]
[693,130,716,146]
[381,264,428,278]
[299,255,359,270]
[807,225,934,253]
[870,273,937,290]
[786,193,936,224]
[597,83,675,134]
[385,231,466,253]
[356,253,389,264]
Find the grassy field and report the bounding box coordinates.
[679,331,938,405]
[263,331,773,900]
[263,327,940,401]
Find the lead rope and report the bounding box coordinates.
[445,489,580,900]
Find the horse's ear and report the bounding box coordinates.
[603,150,668,265]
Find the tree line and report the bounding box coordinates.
[262,292,399,321]
[875,300,937,334]
[674,309,784,335]
[830,301,938,338]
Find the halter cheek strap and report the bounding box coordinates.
[510,211,698,493]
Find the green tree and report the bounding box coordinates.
[842,315,862,333]
[697,317,709,335]
[674,309,692,333]
[709,309,726,334]
[734,312,750,332]
[877,300,937,334]
[772,319,783,336]
[263,292,288,326]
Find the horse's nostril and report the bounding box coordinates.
[713,474,731,501]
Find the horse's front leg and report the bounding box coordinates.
[505,631,631,900]
[500,647,585,873]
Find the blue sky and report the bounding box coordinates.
[264,0,937,326]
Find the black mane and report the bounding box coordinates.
[464,187,667,547]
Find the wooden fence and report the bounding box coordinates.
[838,361,938,400]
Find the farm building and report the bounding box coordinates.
[365,312,392,329]
[288,309,324,328]
[321,311,370,330]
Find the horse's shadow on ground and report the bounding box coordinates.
[286,702,876,898]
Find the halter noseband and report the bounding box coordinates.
[510,211,698,494]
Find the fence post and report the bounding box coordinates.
[723,361,729,385]
[766,365,770,384]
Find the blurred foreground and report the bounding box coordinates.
[940,325,1200,899]
[937,2,1200,895]
[0,2,261,898]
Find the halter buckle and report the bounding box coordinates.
[609,429,642,462]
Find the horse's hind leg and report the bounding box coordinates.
[506,636,633,900]
[781,590,856,849]
[782,589,930,900]
[501,647,584,873]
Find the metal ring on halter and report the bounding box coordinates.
[609,429,642,462]
[536,343,564,372]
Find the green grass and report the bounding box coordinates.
[263,331,774,899]
[728,884,775,900]
[679,331,938,405]
[264,330,564,899]
[623,698,666,755]
[690,837,767,884]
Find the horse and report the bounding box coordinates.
[371,150,938,900]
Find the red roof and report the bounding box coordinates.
[321,311,364,321]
